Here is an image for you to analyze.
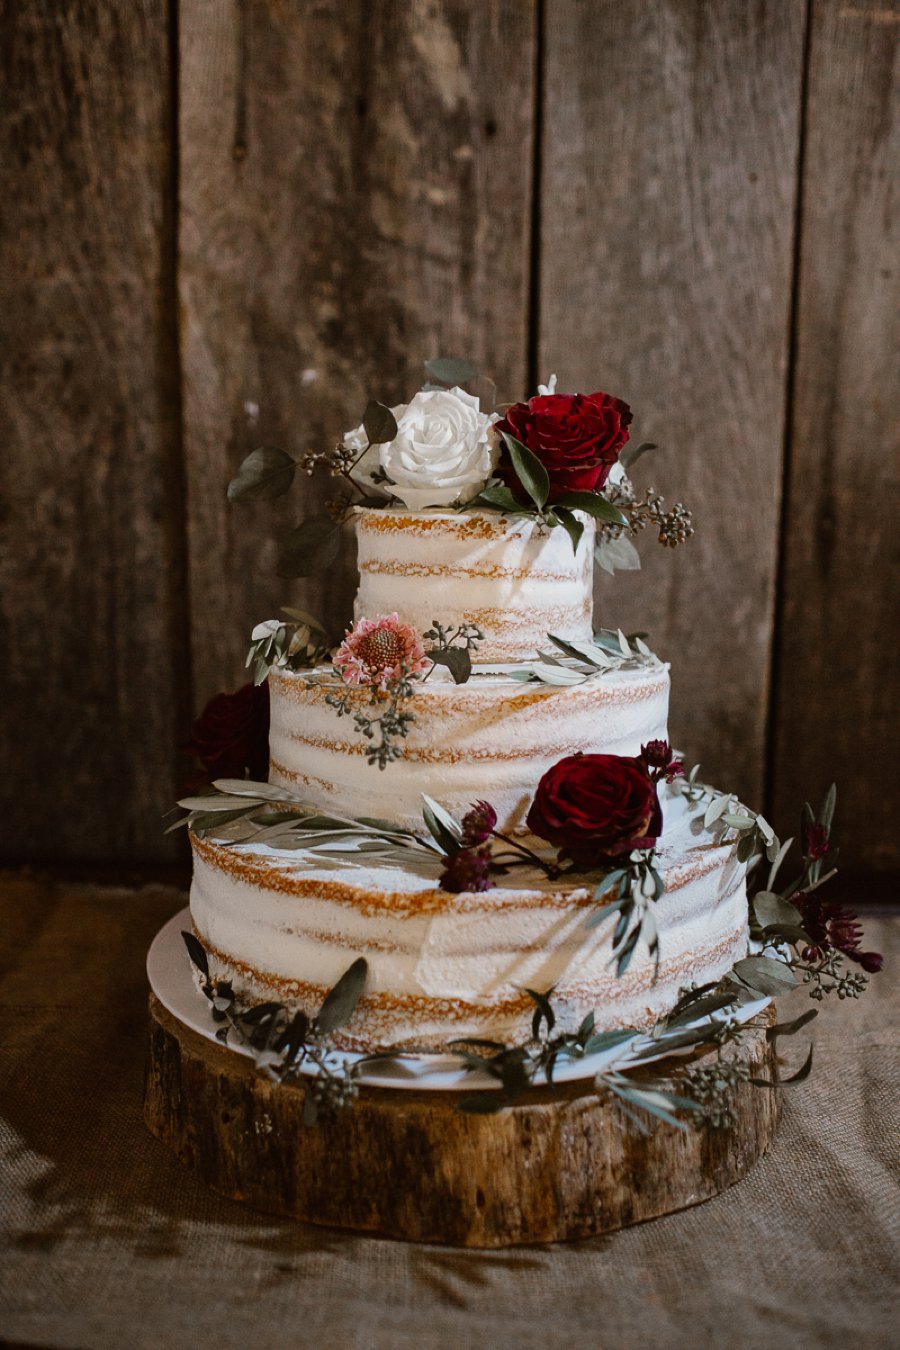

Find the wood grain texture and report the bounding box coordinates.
[538,1,806,808]
[179,0,537,709]
[0,1,187,862]
[773,0,900,871]
[144,993,781,1246]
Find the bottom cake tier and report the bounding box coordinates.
[188,785,750,1053]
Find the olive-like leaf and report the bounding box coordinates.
[277,515,341,578]
[315,957,368,1035]
[362,400,398,445]
[181,930,209,979]
[227,446,296,502]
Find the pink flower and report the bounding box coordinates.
[334,613,430,690]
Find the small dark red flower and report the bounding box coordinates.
[526,752,662,867]
[794,892,883,973]
[460,800,498,846]
[439,846,495,894]
[804,823,830,860]
[495,389,632,502]
[182,682,270,788]
[640,740,684,783]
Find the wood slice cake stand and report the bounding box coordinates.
[144,992,781,1247]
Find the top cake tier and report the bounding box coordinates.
[353,506,596,662]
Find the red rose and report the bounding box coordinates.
[182,682,270,787]
[526,752,662,866]
[495,390,632,501]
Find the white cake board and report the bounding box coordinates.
[147,907,769,1092]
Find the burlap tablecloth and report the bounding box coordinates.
[0,872,897,1350]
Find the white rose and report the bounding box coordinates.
[377,387,498,511]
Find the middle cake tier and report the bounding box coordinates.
[268,661,671,832]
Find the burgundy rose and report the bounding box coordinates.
[182,682,270,788]
[526,752,662,867]
[460,800,498,846]
[439,846,494,894]
[495,390,632,502]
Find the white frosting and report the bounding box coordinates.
[189,786,749,1053]
[268,660,671,833]
[353,506,596,661]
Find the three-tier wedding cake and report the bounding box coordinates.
[183,372,752,1051]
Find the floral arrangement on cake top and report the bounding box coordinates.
[226,357,693,577]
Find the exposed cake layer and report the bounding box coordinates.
[189,787,749,1053]
[268,660,670,832]
[353,506,596,661]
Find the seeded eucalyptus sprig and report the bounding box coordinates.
[182,933,368,1125]
[452,980,815,1126]
[325,667,419,770]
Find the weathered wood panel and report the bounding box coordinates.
[773,1,899,872]
[0,1,186,862]
[180,0,537,708]
[538,1,806,809]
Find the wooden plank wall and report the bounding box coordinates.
[2,0,897,876]
[0,1,188,863]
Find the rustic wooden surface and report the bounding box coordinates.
[144,993,781,1247]
[0,0,187,862]
[772,1,900,871]
[179,0,537,708]
[2,1,897,874]
[538,0,806,810]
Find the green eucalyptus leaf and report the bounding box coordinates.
[500,430,550,510]
[820,783,837,833]
[362,400,398,445]
[424,356,478,385]
[427,646,471,684]
[277,515,341,578]
[732,954,797,995]
[227,446,296,502]
[753,891,802,930]
[315,957,368,1035]
[553,491,628,526]
[594,535,642,575]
